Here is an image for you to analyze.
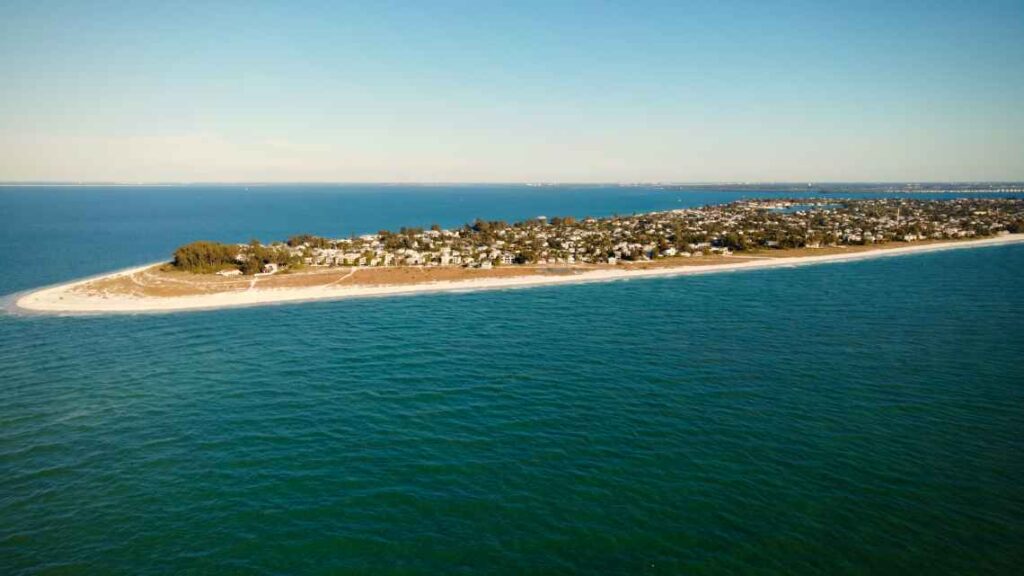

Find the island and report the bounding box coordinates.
[14,197,1024,314]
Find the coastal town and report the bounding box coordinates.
[17,196,1024,315]
[175,197,1024,275]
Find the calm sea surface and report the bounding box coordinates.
[2,185,1022,574]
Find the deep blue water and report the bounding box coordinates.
[2,185,1022,574]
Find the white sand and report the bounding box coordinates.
[12,234,1024,315]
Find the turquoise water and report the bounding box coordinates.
[2,186,1023,574]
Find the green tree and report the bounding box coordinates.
[171,241,241,273]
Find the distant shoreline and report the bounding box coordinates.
[11,234,1024,316]
[2,181,1022,191]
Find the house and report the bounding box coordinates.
[262,263,279,274]
[217,269,242,277]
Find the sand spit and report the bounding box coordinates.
[12,235,1024,315]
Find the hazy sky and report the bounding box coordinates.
[1,0,1022,183]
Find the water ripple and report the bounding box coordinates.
[2,245,1023,574]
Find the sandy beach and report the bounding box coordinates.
[12,234,1024,315]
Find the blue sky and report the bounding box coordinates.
[1,0,1022,182]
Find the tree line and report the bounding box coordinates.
[172,240,300,275]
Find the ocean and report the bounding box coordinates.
[2,185,1022,574]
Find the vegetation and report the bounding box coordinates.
[287,234,329,249]
[172,239,301,275]
[172,241,240,274]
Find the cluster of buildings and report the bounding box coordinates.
[260,198,1022,270]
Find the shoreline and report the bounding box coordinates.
[10,234,1024,315]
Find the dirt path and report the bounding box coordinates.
[323,267,359,287]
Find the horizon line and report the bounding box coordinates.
[2,180,1024,187]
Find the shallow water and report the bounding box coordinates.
[2,186,1022,574]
